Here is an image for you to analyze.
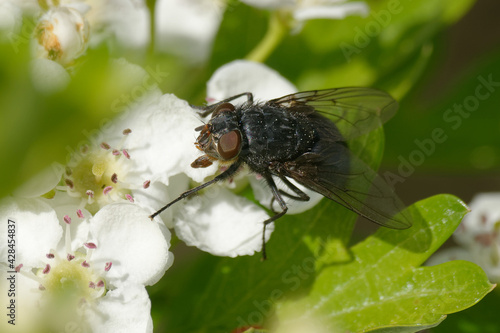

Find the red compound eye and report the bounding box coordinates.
[217,130,241,160]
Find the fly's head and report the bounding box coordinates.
[191,102,242,169]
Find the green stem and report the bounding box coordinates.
[245,12,289,63]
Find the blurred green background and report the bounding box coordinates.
[1,0,499,331]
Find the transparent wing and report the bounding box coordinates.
[280,115,411,229]
[267,87,398,139]
[284,145,411,229]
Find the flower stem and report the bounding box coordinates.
[245,12,289,63]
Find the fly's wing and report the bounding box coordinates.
[267,88,398,139]
[284,141,411,229]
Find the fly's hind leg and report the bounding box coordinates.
[261,175,290,261]
[269,176,310,213]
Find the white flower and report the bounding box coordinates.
[83,0,150,50]
[155,0,225,63]
[0,0,23,34]
[175,187,273,257]
[30,58,72,93]
[206,59,324,214]
[46,61,176,221]
[241,0,369,23]
[0,197,172,332]
[31,6,90,65]
[427,193,500,283]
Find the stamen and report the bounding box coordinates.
[84,243,97,249]
[112,149,120,156]
[39,284,46,291]
[97,280,104,288]
[104,262,112,272]
[86,190,95,204]
[63,215,71,224]
[82,261,90,268]
[103,186,113,195]
[46,253,55,259]
[475,234,493,246]
[125,194,134,203]
[122,149,130,159]
[43,264,51,274]
[65,179,74,189]
[89,281,96,289]
[77,209,84,218]
[100,142,111,150]
[143,180,151,189]
[111,173,118,184]
[15,264,23,272]
[122,129,132,135]
[65,221,71,254]
[67,254,75,261]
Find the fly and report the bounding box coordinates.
[150,88,412,259]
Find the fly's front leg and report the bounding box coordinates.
[197,93,254,117]
[149,160,242,220]
[261,174,289,261]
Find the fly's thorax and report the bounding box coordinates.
[239,104,319,167]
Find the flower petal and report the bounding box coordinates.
[110,93,218,183]
[155,0,225,62]
[249,175,324,214]
[206,60,297,103]
[85,0,150,49]
[89,203,173,286]
[293,2,369,22]
[133,175,190,229]
[240,0,296,9]
[30,58,71,93]
[87,285,153,333]
[0,0,23,33]
[174,187,274,257]
[0,197,62,268]
[454,193,500,247]
[13,163,64,198]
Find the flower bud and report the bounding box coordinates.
[32,6,90,66]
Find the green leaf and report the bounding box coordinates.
[274,194,494,332]
[431,289,500,333]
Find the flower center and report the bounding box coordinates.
[62,130,134,214]
[40,253,104,301]
[34,251,109,332]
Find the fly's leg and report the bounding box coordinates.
[269,176,310,213]
[149,160,242,220]
[261,175,289,261]
[196,93,254,117]
[279,176,310,201]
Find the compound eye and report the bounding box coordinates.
[212,102,235,117]
[217,130,242,160]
